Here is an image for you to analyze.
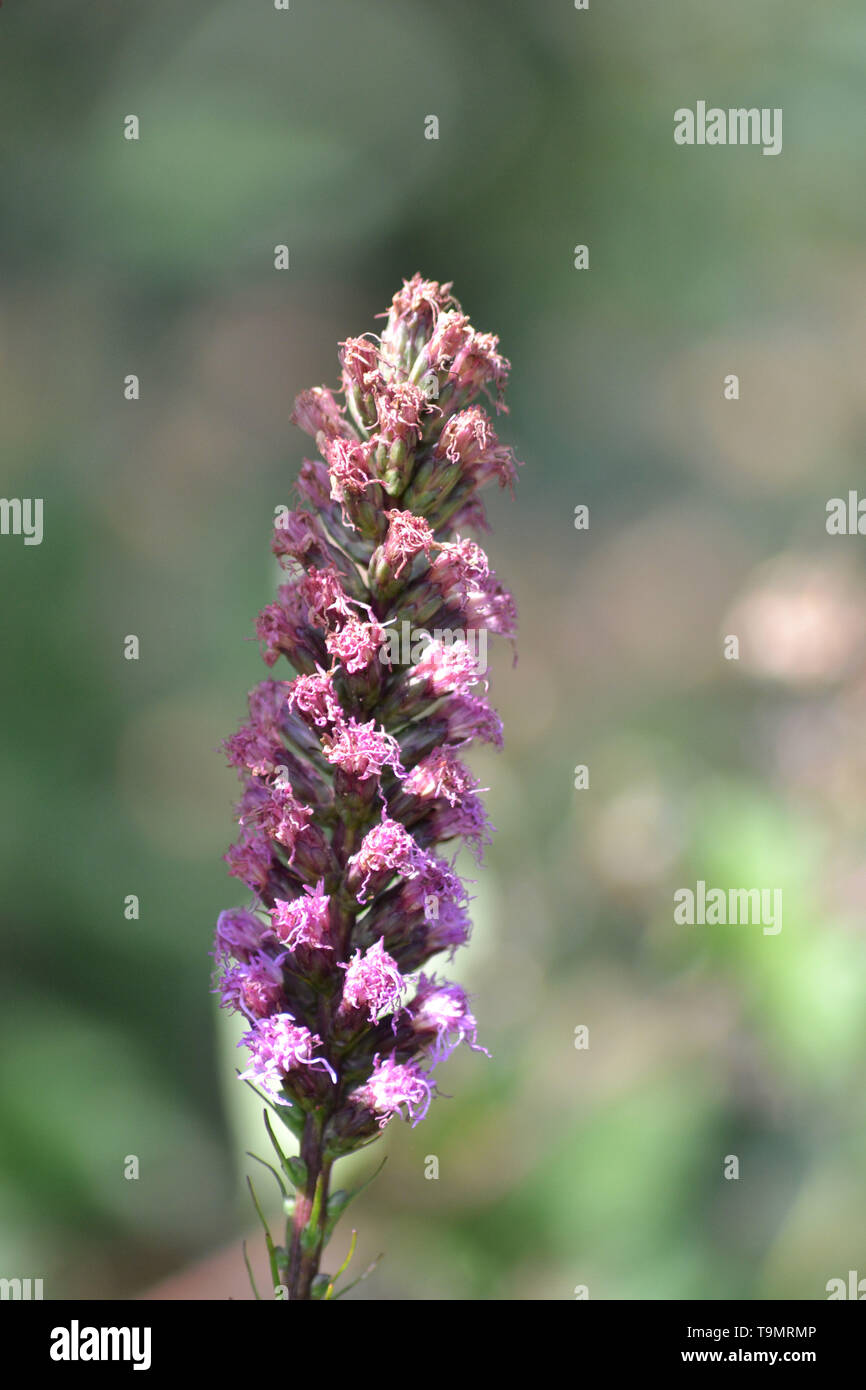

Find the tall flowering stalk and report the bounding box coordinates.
[214,275,521,1300]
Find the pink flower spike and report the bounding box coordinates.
[214,276,521,1294]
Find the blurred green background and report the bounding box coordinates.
[2,0,866,1300]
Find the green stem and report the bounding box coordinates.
[286,1112,333,1300]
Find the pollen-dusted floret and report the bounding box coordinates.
[461,569,518,639]
[390,861,474,963]
[223,722,283,779]
[224,682,293,777]
[428,790,494,861]
[436,404,494,464]
[429,538,489,604]
[252,783,313,849]
[247,679,293,728]
[296,457,333,510]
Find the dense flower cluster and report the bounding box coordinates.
[214,275,520,1298]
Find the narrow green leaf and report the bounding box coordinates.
[299,1173,326,1255]
[245,1149,288,1199]
[260,1106,309,1193]
[285,1156,308,1190]
[241,1077,305,1140]
[247,1176,280,1293]
[242,1240,262,1301]
[324,1229,357,1300]
[350,1153,387,1200]
[332,1252,383,1300]
[324,1155,387,1239]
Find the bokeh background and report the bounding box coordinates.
[2,0,866,1301]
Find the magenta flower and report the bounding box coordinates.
[219,952,287,1020]
[346,813,426,900]
[400,746,482,805]
[271,881,332,952]
[361,1054,436,1128]
[321,717,405,783]
[239,1014,337,1101]
[285,671,343,728]
[338,938,406,1023]
[213,906,270,964]
[440,692,504,748]
[400,974,490,1064]
[381,508,436,577]
[214,275,520,1300]
[407,638,483,697]
[325,616,386,674]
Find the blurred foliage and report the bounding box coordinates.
[2,0,866,1299]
